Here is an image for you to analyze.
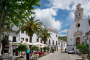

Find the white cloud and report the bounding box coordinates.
[47,0,90,20]
[48,0,72,10]
[67,11,74,20]
[34,8,62,30]
[58,29,68,34]
[59,35,67,37]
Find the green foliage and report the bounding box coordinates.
[43,47,47,52]
[38,28,52,44]
[52,49,54,51]
[58,36,67,41]
[0,0,41,45]
[15,44,28,52]
[76,43,88,54]
[31,45,39,51]
[0,0,40,27]
[16,16,43,43]
[46,47,50,51]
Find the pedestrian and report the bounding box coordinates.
[26,49,30,60]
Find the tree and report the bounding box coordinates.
[43,47,47,52]
[17,16,42,42]
[31,45,39,51]
[0,0,40,44]
[1,21,14,54]
[38,28,51,44]
[76,43,88,54]
[1,35,8,54]
[16,16,42,53]
[16,44,28,57]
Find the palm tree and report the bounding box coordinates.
[38,28,52,44]
[17,16,43,43]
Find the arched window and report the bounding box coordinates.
[41,39,42,43]
[37,38,39,42]
[56,35,57,37]
[49,40,50,44]
[53,40,54,45]
[56,41,57,45]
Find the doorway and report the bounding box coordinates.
[76,37,80,45]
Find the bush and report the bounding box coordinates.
[46,47,50,51]
[31,45,39,51]
[52,49,54,53]
[52,49,54,51]
[15,44,28,57]
[76,43,88,54]
[43,47,47,52]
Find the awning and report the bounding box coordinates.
[10,41,33,45]
[32,42,47,48]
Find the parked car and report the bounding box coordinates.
[68,49,74,54]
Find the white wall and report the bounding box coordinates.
[58,41,67,50]
[47,30,58,45]
[68,18,90,49]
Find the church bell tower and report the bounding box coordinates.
[74,3,83,22]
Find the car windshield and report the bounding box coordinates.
[69,49,73,51]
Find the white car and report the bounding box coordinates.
[68,49,74,54]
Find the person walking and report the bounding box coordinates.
[26,49,30,60]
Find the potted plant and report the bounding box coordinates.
[76,43,88,60]
[52,49,54,53]
[31,45,39,59]
[43,47,47,55]
[15,44,28,60]
[46,47,50,54]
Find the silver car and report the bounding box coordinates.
[68,49,74,54]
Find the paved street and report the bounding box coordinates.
[39,51,89,60]
[39,51,72,60]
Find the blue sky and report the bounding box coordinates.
[33,0,90,36]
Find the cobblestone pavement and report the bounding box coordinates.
[39,51,73,60]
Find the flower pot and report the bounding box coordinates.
[17,57,25,60]
[47,51,50,54]
[44,52,47,55]
[34,54,39,60]
[52,51,54,53]
[82,54,88,60]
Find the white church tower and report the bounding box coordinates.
[74,3,83,22]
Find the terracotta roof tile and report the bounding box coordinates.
[46,27,58,33]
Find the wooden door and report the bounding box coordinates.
[76,37,80,45]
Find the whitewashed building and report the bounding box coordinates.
[46,27,58,52]
[67,3,90,53]
[58,40,67,51]
[3,24,58,55]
